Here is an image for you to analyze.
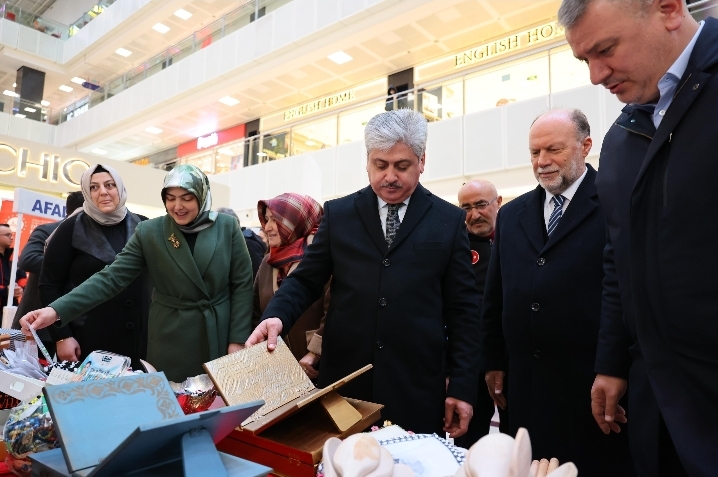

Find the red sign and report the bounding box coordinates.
[177,123,246,157]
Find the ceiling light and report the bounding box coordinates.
[24,107,36,113]
[218,147,234,155]
[305,140,316,146]
[3,90,18,98]
[15,114,26,118]
[71,77,85,84]
[257,152,267,157]
[327,51,353,65]
[41,100,50,106]
[12,83,16,87]
[174,8,192,20]
[115,48,132,57]
[152,23,170,33]
[59,85,73,92]
[92,148,107,155]
[145,126,163,134]
[218,96,240,106]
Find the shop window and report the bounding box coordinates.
[261,132,289,161]
[465,54,550,114]
[549,47,593,94]
[338,102,386,145]
[182,152,215,175]
[217,140,245,173]
[290,117,337,156]
[419,80,463,122]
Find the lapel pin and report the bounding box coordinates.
[168,233,180,249]
[693,84,700,90]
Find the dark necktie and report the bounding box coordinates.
[386,203,402,246]
[547,195,566,236]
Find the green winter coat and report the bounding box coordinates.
[50,213,253,382]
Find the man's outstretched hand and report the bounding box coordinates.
[244,318,284,351]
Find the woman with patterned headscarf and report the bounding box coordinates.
[253,193,328,379]
[39,164,151,369]
[21,165,253,382]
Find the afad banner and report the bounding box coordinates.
[0,189,66,255]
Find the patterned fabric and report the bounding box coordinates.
[161,164,217,233]
[547,195,566,236]
[258,193,323,285]
[81,164,128,225]
[385,203,402,246]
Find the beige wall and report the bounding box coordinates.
[0,134,229,218]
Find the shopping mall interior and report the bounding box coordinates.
[0,0,715,223]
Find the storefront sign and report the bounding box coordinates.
[0,143,90,186]
[197,132,219,150]
[13,188,68,219]
[454,21,564,68]
[283,90,356,121]
[177,124,246,157]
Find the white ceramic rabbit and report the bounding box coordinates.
[323,434,416,477]
[454,428,578,477]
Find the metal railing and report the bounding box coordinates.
[0,1,116,41]
[53,0,291,125]
[0,94,52,123]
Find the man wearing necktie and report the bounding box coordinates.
[247,109,482,436]
[480,109,634,476]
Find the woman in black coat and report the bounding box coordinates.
[39,164,151,368]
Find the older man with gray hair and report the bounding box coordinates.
[247,109,482,436]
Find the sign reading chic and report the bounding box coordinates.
[454,21,565,68]
[0,143,90,186]
[283,90,356,121]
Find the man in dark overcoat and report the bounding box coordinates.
[246,109,482,437]
[454,179,509,448]
[480,109,634,476]
[562,0,718,475]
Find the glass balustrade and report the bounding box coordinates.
[0,94,52,122]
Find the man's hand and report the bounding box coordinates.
[485,370,507,409]
[19,307,59,336]
[444,397,473,438]
[299,352,319,379]
[591,374,628,434]
[13,286,22,298]
[56,337,81,362]
[244,318,283,351]
[227,343,245,354]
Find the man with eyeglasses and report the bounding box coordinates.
[0,224,26,310]
[454,180,506,448]
[480,109,634,476]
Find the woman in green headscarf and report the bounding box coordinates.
[20,165,254,382]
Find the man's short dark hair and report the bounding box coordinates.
[66,191,84,215]
[0,224,9,228]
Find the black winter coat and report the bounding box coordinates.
[262,184,482,433]
[481,166,633,476]
[39,212,151,369]
[594,18,718,477]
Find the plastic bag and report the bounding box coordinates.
[0,341,47,380]
[3,394,58,477]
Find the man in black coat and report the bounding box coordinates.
[562,1,718,475]
[217,207,266,279]
[0,224,26,309]
[247,109,482,436]
[455,179,508,447]
[481,109,634,476]
[13,192,84,355]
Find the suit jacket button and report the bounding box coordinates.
[126,322,134,330]
[533,350,542,359]
[537,258,545,266]
[383,259,390,267]
[531,303,540,312]
[124,300,132,307]
[379,298,387,306]
[376,341,384,349]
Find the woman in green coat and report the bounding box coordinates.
[20,164,253,382]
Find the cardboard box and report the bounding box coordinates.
[0,369,44,401]
[218,398,382,477]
